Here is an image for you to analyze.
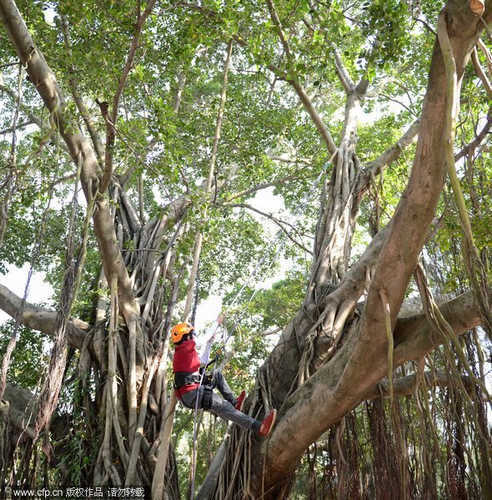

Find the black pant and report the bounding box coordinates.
[180,370,259,432]
[209,369,235,404]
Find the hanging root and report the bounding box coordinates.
[32,153,88,447]
[437,10,492,341]
[379,288,394,407]
[335,417,347,466]
[414,264,490,401]
[0,400,10,489]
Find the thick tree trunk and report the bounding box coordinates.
[309,81,367,292]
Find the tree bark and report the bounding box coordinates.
[0,284,89,348]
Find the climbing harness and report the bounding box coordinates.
[199,363,218,412]
[174,357,217,399]
[174,371,201,389]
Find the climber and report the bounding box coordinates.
[171,318,277,437]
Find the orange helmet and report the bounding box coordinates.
[171,322,194,344]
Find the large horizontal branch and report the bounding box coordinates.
[392,288,488,363]
[268,287,488,481]
[0,283,88,349]
[365,370,474,400]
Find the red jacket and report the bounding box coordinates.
[173,338,201,398]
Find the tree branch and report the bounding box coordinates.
[265,0,337,154]
[477,38,492,74]
[471,45,492,98]
[332,45,354,93]
[358,118,420,192]
[100,0,157,194]
[290,80,338,154]
[0,83,44,129]
[118,136,158,188]
[224,172,312,202]
[0,119,34,134]
[269,155,312,165]
[365,370,474,400]
[60,16,104,166]
[0,283,88,349]
[230,203,313,254]
[392,288,489,363]
[265,0,294,61]
[178,0,336,154]
[455,107,491,161]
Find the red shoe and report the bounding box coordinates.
[258,409,277,437]
[235,390,246,411]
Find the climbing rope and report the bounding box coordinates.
[189,352,218,498]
